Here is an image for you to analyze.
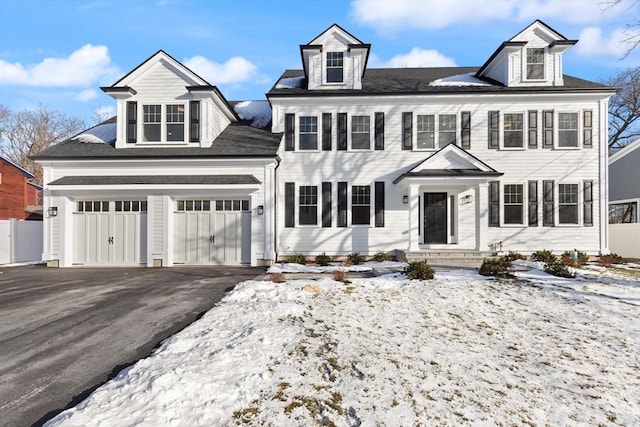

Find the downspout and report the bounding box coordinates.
[273,156,281,263]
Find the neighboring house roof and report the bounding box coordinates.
[268,67,613,97]
[609,138,640,165]
[0,155,35,178]
[48,175,261,186]
[27,182,43,190]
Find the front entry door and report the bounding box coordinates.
[424,193,447,244]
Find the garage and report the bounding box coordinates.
[73,200,147,265]
[173,199,251,265]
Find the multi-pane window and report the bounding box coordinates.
[351,116,370,149]
[215,200,250,211]
[143,105,161,141]
[326,52,344,83]
[558,184,579,224]
[558,113,579,148]
[352,185,370,225]
[609,202,637,224]
[299,186,318,225]
[115,201,147,212]
[299,116,318,150]
[526,48,544,80]
[504,184,524,224]
[166,104,185,142]
[503,113,524,148]
[438,114,457,146]
[417,115,435,149]
[177,200,211,211]
[77,201,109,212]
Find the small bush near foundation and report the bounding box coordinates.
[270,272,286,283]
[531,249,556,264]
[372,251,392,262]
[315,252,331,266]
[404,260,435,280]
[504,251,526,262]
[560,249,589,267]
[287,254,306,265]
[347,252,365,265]
[479,257,514,278]
[598,253,625,267]
[333,270,348,283]
[544,258,576,278]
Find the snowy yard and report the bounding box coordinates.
[46,263,640,426]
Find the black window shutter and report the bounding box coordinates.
[285,114,295,151]
[375,112,384,150]
[489,181,500,227]
[285,182,295,227]
[583,110,593,148]
[488,111,499,149]
[374,181,385,227]
[337,113,347,150]
[322,113,332,151]
[584,180,593,226]
[189,101,200,142]
[461,111,471,149]
[126,101,137,143]
[337,182,347,227]
[543,110,554,149]
[528,110,538,149]
[322,182,332,227]
[402,112,412,150]
[528,180,538,226]
[543,180,555,226]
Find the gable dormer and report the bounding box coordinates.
[476,20,577,87]
[300,24,370,91]
[101,50,238,149]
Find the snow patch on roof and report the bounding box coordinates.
[275,76,304,89]
[429,73,492,87]
[234,100,271,129]
[73,122,117,144]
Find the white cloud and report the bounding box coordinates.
[75,88,98,102]
[183,55,258,85]
[375,48,456,68]
[94,105,116,120]
[575,26,632,58]
[0,44,119,87]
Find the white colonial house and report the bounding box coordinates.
[35,20,615,267]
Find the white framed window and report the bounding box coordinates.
[415,113,457,150]
[142,104,187,143]
[503,113,524,148]
[438,114,457,147]
[77,201,109,213]
[503,184,524,225]
[299,185,318,225]
[215,200,249,211]
[558,183,579,224]
[352,185,371,225]
[609,200,638,223]
[166,104,185,141]
[558,112,579,148]
[115,200,147,212]
[299,116,318,150]
[143,105,161,142]
[326,52,344,83]
[351,115,371,150]
[526,48,544,80]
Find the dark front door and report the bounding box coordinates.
[424,192,447,244]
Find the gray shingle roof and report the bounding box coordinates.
[48,175,261,186]
[33,122,281,160]
[268,67,613,97]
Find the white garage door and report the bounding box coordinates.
[174,199,251,265]
[73,200,147,265]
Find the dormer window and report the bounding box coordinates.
[142,104,186,142]
[326,52,344,83]
[166,105,185,141]
[526,48,544,80]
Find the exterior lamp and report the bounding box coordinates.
[403,195,409,204]
[47,206,58,217]
[257,205,264,215]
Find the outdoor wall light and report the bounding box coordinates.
[47,206,58,217]
[257,205,264,215]
[403,195,409,204]
[462,194,473,204]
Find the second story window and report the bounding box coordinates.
[558,113,578,148]
[417,115,435,149]
[143,105,161,142]
[141,104,187,143]
[166,105,185,141]
[351,116,370,149]
[526,48,544,80]
[503,113,524,148]
[327,52,344,83]
[438,114,457,146]
[299,116,318,150]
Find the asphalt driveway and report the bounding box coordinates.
[0,265,261,426]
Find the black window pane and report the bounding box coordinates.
[124,201,131,211]
[504,206,523,224]
[352,206,370,225]
[299,206,317,225]
[178,201,185,211]
[141,201,147,212]
[559,206,578,224]
[327,68,343,83]
[233,200,241,211]
[241,200,249,211]
[299,134,318,150]
[216,201,223,211]
[166,124,184,141]
[203,200,210,211]
[115,201,122,212]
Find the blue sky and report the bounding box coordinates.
[1,0,638,124]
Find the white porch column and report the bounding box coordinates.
[263,163,276,262]
[408,184,420,251]
[476,183,489,251]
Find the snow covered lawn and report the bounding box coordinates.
[46,264,640,426]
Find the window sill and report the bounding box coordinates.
[554,146,581,150]
[500,146,526,151]
[133,141,191,146]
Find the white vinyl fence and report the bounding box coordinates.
[0,219,43,264]
[609,223,640,259]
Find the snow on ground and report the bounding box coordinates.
[267,261,406,274]
[46,264,640,426]
[72,122,117,144]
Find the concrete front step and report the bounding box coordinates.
[396,249,496,268]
